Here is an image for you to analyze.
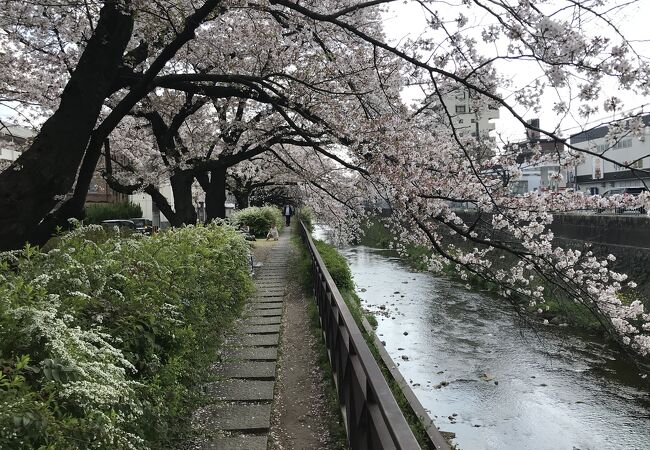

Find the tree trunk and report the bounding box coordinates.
[205,168,227,221]
[0,2,134,250]
[233,190,250,209]
[169,170,197,225]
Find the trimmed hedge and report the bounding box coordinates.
[0,224,253,449]
[313,239,354,291]
[232,206,284,237]
[297,207,314,232]
[84,201,143,224]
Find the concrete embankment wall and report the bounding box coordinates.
[454,211,650,295]
[551,215,650,296]
[550,214,650,249]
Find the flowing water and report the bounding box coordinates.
[338,244,650,450]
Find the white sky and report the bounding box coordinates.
[3,0,649,143]
[380,0,650,142]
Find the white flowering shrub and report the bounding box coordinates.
[0,224,253,449]
[232,206,284,236]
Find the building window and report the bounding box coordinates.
[597,139,632,153]
[617,139,632,149]
[455,105,466,114]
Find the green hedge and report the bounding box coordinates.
[84,201,143,224]
[0,224,253,449]
[232,206,284,237]
[314,239,354,291]
[297,207,314,232]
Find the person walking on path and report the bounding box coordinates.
[283,204,294,226]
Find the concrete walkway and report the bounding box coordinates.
[192,230,290,449]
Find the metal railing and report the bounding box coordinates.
[299,221,421,450]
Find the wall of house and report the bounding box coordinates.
[571,117,650,193]
[130,184,175,228]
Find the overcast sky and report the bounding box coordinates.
[3,1,649,143]
[381,0,650,142]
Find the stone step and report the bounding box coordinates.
[242,324,281,334]
[240,333,279,347]
[226,346,278,361]
[205,379,274,401]
[252,296,284,303]
[248,308,282,317]
[195,403,271,431]
[256,291,285,297]
[218,361,277,379]
[255,283,285,288]
[251,302,283,310]
[198,435,268,450]
[247,316,281,325]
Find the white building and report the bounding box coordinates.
[0,124,35,164]
[129,186,236,228]
[441,87,500,139]
[129,186,175,229]
[570,116,650,194]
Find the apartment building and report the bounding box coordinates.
[441,86,500,139]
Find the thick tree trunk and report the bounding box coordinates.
[205,168,227,221]
[0,2,134,250]
[28,147,102,244]
[233,190,250,209]
[169,170,197,226]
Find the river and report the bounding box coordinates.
[337,244,650,450]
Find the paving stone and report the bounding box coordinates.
[242,324,280,334]
[249,308,282,317]
[205,379,274,401]
[255,279,286,284]
[256,291,285,297]
[199,436,268,450]
[252,296,284,303]
[240,334,279,346]
[248,316,281,325]
[196,403,271,431]
[218,361,276,378]
[226,346,278,361]
[256,283,285,288]
[251,302,283,310]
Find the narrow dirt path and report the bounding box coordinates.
[268,242,347,450]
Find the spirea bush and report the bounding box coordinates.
[0,224,253,449]
[232,206,284,237]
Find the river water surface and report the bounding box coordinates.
[338,245,650,450]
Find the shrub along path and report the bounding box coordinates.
[190,230,290,450]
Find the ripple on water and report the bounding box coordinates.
[342,245,650,450]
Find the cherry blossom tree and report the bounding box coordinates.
[1,0,650,356]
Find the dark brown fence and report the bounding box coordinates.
[299,221,422,450]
